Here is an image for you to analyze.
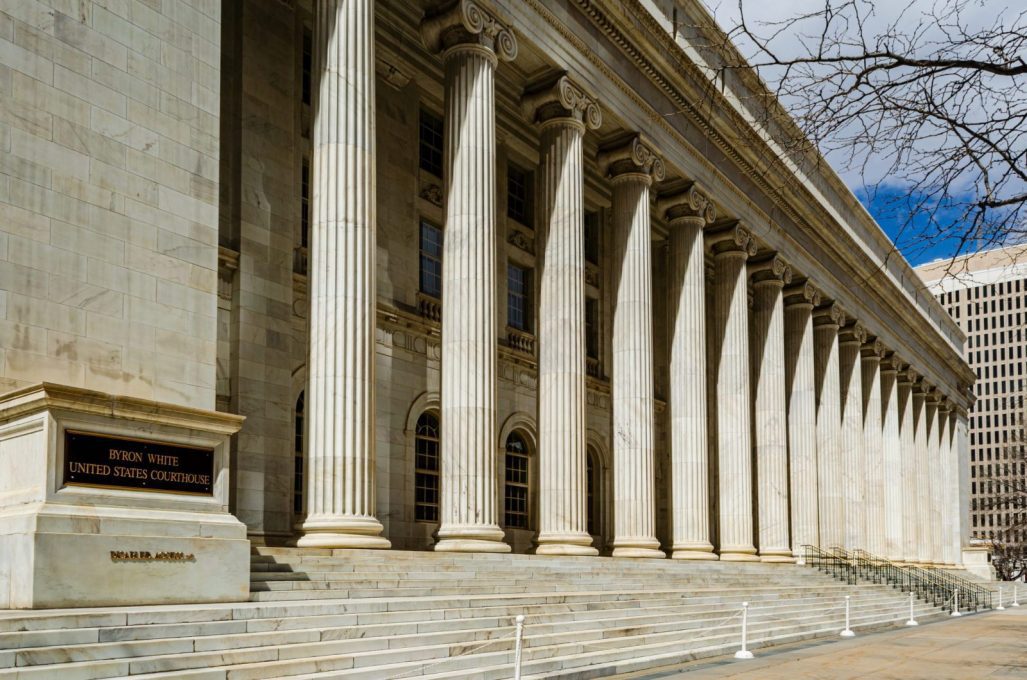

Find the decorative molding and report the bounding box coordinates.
[419,182,443,207]
[584,264,600,288]
[839,321,867,345]
[813,302,845,327]
[421,0,518,61]
[861,338,885,358]
[507,228,535,254]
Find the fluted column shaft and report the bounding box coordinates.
[299,0,389,549]
[608,171,663,558]
[709,227,758,561]
[839,325,866,550]
[912,387,928,563]
[861,343,884,556]
[751,259,793,562]
[813,307,843,548]
[784,283,820,558]
[421,2,517,553]
[880,362,903,560]
[937,406,953,565]
[661,188,716,560]
[897,374,917,562]
[925,397,941,564]
[530,76,601,556]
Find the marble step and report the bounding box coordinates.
[2,590,906,664]
[0,598,941,679]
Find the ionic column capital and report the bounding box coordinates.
[880,352,901,374]
[749,254,793,287]
[784,280,821,308]
[599,133,666,183]
[657,183,717,228]
[813,301,845,328]
[861,338,885,359]
[523,73,602,130]
[421,0,518,62]
[839,321,867,346]
[705,222,757,257]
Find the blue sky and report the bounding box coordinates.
[856,187,972,267]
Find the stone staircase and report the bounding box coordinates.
[0,548,952,679]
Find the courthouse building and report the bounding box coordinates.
[0,0,980,608]
[918,245,1027,548]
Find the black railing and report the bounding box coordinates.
[801,545,993,613]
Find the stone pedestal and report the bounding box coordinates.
[784,282,820,559]
[601,134,665,559]
[422,0,517,553]
[660,186,717,560]
[0,383,248,609]
[707,224,758,562]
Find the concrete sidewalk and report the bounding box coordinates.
[627,605,1027,679]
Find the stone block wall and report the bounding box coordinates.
[0,0,221,409]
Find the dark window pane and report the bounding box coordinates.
[507,163,532,227]
[504,433,530,529]
[586,297,600,360]
[420,221,443,298]
[294,391,305,514]
[584,211,600,265]
[415,412,441,522]
[507,264,532,332]
[302,28,312,106]
[419,109,444,177]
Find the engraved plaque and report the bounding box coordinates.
[64,431,214,495]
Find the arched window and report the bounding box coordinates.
[414,412,440,522]
[586,445,600,535]
[294,391,305,516]
[504,432,531,529]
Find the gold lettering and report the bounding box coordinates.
[108,448,143,463]
[147,453,180,467]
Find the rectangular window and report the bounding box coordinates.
[301,159,310,248]
[414,415,440,522]
[302,27,312,106]
[419,109,444,177]
[507,163,532,227]
[507,263,532,332]
[419,220,443,298]
[584,211,600,265]
[586,297,600,360]
[505,450,530,529]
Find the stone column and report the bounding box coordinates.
[937,402,953,565]
[912,381,928,563]
[861,339,884,556]
[813,303,844,548]
[880,356,903,561]
[750,255,794,562]
[421,0,517,553]
[838,321,867,550]
[524,75,601,556]
[707,224,759,561]
[784,281,821,559]
[299,0,390,548]
[658,185,718,560]
[925,393,941,565]
[897,367,918,562]
[599,135,666,558]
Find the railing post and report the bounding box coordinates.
[513,614,525,679]
[840,595,855,637]
[1012,584,1021,608]
[951,590,962,617]
[997,586,1005,610]
[905,591,919,627]
[734,602,754,659]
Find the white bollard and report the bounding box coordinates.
[734,602,754,659]
[951,590,962,617]
[1012,585,1021,608]
[840,595,855,637]
[513,614,525,680]
[905,591,919,627]
[997,586,1005,610]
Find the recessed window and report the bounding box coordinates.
[419,109,444,177]
[507,263,533,332]
[587,446,600,535]
[420,220,443,298]
[300,159,310,249]
[584,211,600,265]
[507,163,532,227]
[586,297,600,360]
[504,432,530,529]
[294,391,305,515]
[302,27,312,106]
[414,412,440,522]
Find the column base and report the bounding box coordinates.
[433,524,510,553]
[612,547,666,558]
[535,531,599,556]
[671,549,720,561]
[611,536,665,558]
[760,552,797,563]
[297,515,391,549]
[720,549,760,562]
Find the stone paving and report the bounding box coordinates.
[628,605,1027,679]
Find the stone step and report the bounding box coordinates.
[0,598,941,679]
[2,591,910,665]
